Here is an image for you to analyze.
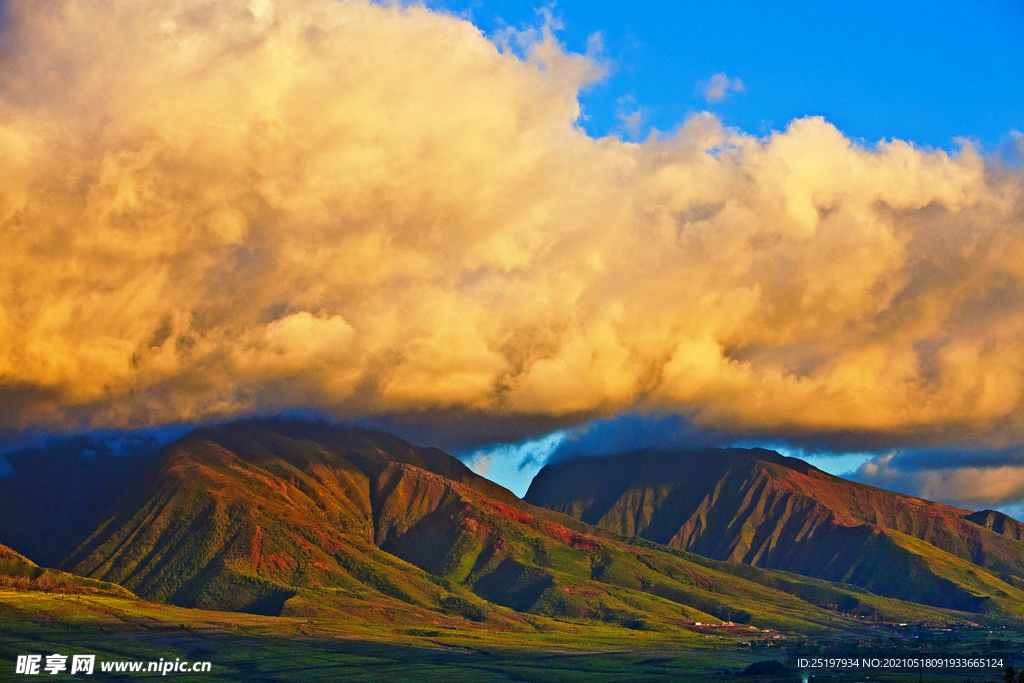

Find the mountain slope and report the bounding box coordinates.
[524,448,1024,612]
[64,421,507,620]
[965,509,1024,542]
[0,437,162,566]
[55,419,1005,633]
[0,542,135,598]
[0,543,37,578]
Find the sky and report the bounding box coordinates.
[430,0,1024,152]
[1,0,1024,514]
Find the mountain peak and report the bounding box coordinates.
[525,446,1024,613]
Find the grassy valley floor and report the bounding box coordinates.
[2,590,1022,682]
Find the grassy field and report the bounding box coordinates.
[2,590,1021,682]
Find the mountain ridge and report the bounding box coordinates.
[4,419,1024,637]
[524,447,1024,612]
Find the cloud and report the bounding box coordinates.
[848,450,1024,510]
[461,430,565,497]
[546,412,734,464]
[464,430,565,474]
[615,94,648,140]
[700,72,745,103]
[0,0,1023,458]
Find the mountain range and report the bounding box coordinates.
[525,447,1024,614]
[3,419,1024,638]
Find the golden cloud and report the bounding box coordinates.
[1,0,1022,446]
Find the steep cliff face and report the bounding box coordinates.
[964,509,1024,542]
[524,448,1024,611]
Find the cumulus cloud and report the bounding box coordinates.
[848,450,1024,510]
[0,0,1023,456]
[700,72,744,103]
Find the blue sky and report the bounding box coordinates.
[429,0,1024,151]
[459,415,880,499]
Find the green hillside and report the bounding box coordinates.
[0,542,133,598]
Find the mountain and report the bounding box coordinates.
[0,436,162,567]
[524,448,1024,613]
[24,419,994,632]
[0,541,134,598]
[62,420,502,620]
[964,509,1024,542]
[0,542,37,578]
